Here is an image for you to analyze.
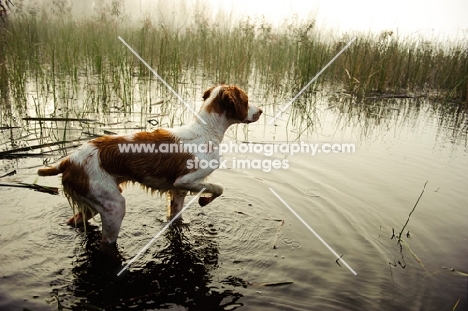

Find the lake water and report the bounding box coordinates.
[0,89,467,310]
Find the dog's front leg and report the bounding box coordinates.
[173,176,223,207]
[167,189,188,219]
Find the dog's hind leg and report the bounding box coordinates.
[98,194,126,248]
[166,190,173,219]
[66,208,96,227]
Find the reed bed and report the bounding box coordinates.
[1,2,467,123]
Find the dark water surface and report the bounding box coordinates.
[0,95,467,310]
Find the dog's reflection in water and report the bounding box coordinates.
[57,222,243,310]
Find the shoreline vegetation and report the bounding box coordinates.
[0,0,467,123]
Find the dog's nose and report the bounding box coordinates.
[258,108,263,114]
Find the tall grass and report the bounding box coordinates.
[2,1,467,124]
[335,33,468,101]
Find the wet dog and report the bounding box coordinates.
[38,85,262,249]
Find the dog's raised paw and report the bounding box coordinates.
[198,196,212,207]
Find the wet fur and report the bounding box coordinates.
[38,85,262,248]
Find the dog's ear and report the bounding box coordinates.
[220,86,248,121]
[203,86,215,101]
[204,85,249,121]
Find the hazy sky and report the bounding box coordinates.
[206,0,468,39]
[64,0,468,40]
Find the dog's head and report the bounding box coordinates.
[202,85,262,124]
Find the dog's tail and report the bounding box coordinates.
[38,158,69,176]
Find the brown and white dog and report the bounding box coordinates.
[38,85,262,248]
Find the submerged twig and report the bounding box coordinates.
[234,210,283,222]
[390,181,431,274]
[0,153,62,158]
[0,170,16,178]
[400,239,431,276]
[442,266,468,277]
[258,281,293,287]
[0,182,59,195]
[0,126,21,130]
[398,180,428,241]
[22,117,97,122]
[272,220,285,249]
[335,254,344,267]
[0,137,90,158]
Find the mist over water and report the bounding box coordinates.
[17,0,468,40]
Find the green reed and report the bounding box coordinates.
[335,33,468,101]
[2,3,467,123]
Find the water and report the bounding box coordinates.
[0,92,467,310]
